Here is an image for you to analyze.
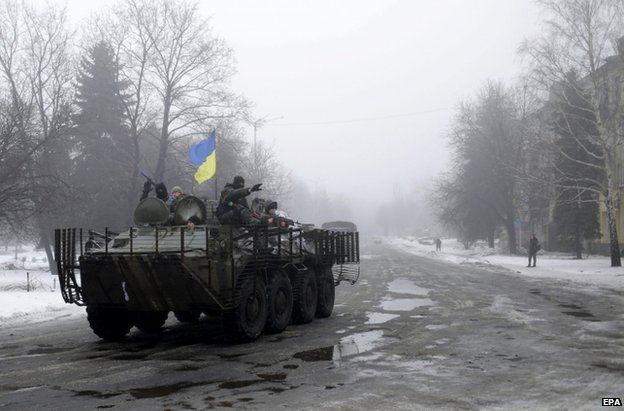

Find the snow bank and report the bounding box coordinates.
[0,249,83,326]
[385,237,624,291]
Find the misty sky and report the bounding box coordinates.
[61,0,541,202]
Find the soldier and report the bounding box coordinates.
[168,186,185,212]
[216,176,262,225]
[264,200,292,228]
[528,234,540,267]
[166,186,198,228]
[140,180,169,203]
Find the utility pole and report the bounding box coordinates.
[245,115,283,180]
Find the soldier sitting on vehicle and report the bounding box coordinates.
[168,186,185,212]
[216,176,262,225]
[263,200,293,228]
[140,180,169,203]
[167,186,201,228]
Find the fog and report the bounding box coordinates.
[44,0,541,233]
[207,1,540,199]
[211,1,541,233]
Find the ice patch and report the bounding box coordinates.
[380,297,435,311]
[350,352,384,362]
[365,312,400,324]
[387,278,430,296]
[334,330,385,359]
[425,324,448,331]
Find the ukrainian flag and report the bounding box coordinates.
[189,131,216,184]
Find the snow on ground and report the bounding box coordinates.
[0,249,83,326]
[385,237,624,291]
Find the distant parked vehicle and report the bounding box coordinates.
[321,221,357,233]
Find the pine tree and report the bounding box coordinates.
[72,41,131,227]
[552,76,602,259]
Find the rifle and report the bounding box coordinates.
[140,171,155,186]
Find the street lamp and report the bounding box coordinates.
[246,115,284,158]
[244,115,283,184]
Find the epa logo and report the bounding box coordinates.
[602,398,622,406]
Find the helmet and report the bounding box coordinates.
[171,186,183,194]
[265,200,277,212]
[232,176,245,188]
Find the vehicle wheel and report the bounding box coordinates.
[134,311,168,333]
[265,271,293,334]
[316,266,335,318]
[174,310,201,323]
[86,305,133,341]
[223,274,267,342]
[292,269,317,324]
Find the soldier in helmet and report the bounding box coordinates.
[168,186,185,213]
[263,200,292,228]
[216,175,262,225]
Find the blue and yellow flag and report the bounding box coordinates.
[189,131,217,184]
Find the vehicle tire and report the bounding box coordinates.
[315,266,335,318]
[86,305,133,341]
[223,274,267,342]
[133,311,168,333]
[174,310,201,323]
[265,271,293,334]
[292,269,317,324]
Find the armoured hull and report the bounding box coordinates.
[55,223,360,341]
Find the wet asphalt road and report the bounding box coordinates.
[1,243,624,410]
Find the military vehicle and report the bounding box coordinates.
[54,196,359,342]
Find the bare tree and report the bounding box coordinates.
[435,82,527,254]
[240,139,293,202]
[131,0,244,181]
[0,1,74,271]
[521,0,624,266]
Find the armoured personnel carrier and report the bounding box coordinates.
[54,196,359,342]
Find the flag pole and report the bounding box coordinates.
[214,128,219,202]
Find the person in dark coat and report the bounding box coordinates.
[216,176,262,224]
[528,234,540,267]
[435,238,442,252]
[140,180,169,203]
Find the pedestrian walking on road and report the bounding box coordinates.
[435,238,442,252]
[528,234,540,267]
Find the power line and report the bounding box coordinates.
[266,107,452,127]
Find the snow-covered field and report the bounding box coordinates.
[386,237,624,291]
[0,249,83,326]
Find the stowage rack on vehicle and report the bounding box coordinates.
[54,224,359,342]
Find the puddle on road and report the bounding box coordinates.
[387,279,430,296]
[559,303,583,310]
[73,389,123,399]
[110,352,150,361]
[294,330,386,362]
[27,347,71,355]
[380,298,435,311]
[218,379,263,389]
[562,310,600,321]
[365,312,399,325]
[557,302,600,321]
[130,381,211,399]
[256,372,287,381]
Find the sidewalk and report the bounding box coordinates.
[385,237,624,291]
